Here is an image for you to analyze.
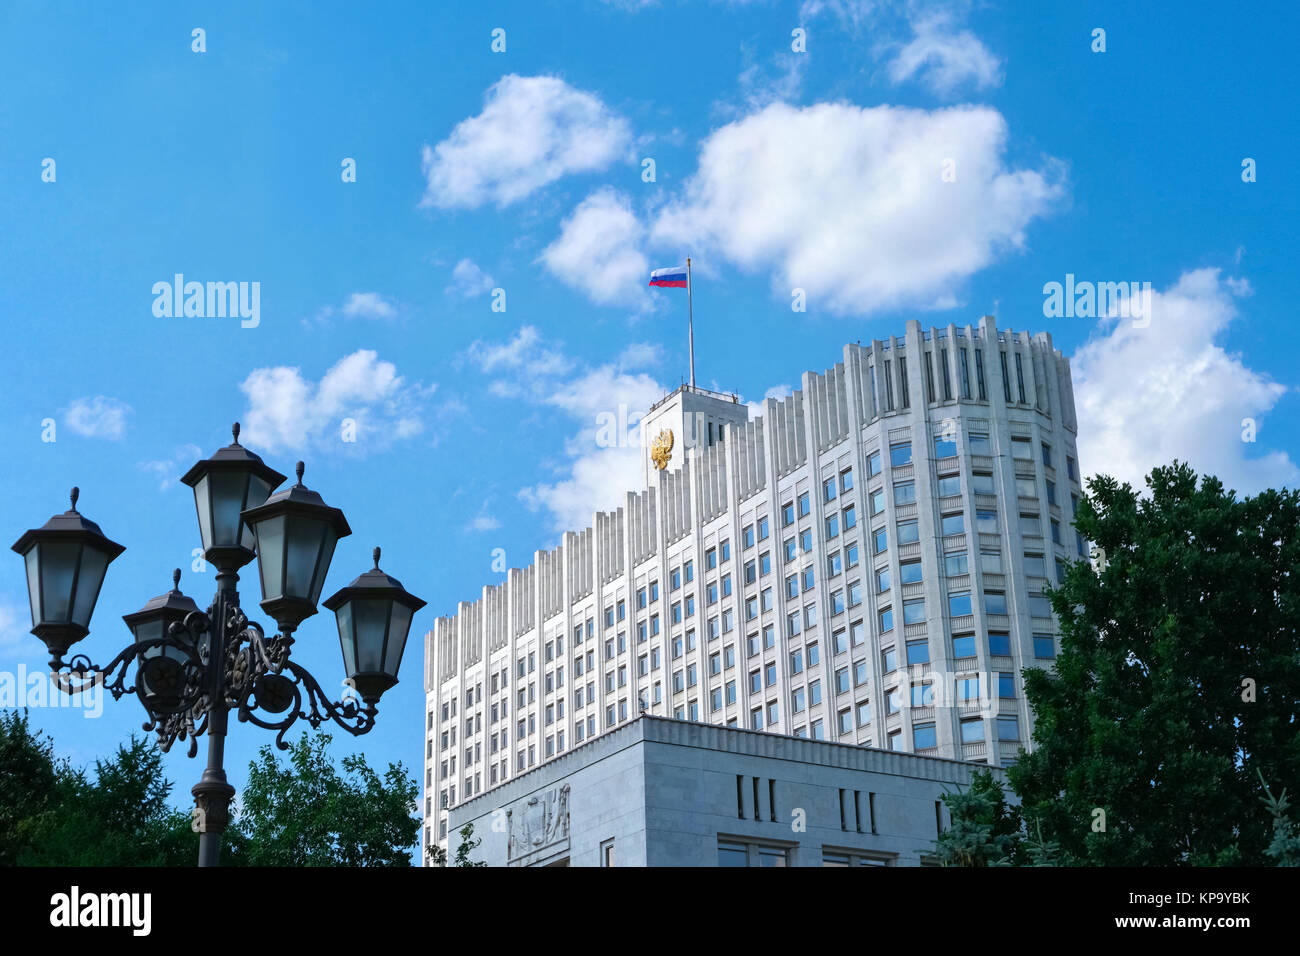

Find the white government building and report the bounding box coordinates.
[422,316,1087,863]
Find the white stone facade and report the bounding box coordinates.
[422,316,1085,859]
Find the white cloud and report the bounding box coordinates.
[238,350,434,454]
[420,74,633,209]
[886,13,1002,95]
[138,443,203,491]
[465,503,502,533]
[340,292,397,320]
[652,101,1061,315]
[540,189,649,306]
[1072,268,1298,495]
[467,328,667,533]
[446,258,495,298]
[466,325,574,391]
[63,396,131,440]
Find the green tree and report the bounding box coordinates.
[230,732,419,866]
[1010,462,1300,866]
[426,823,487,867]
[1259,772,1300,866]
[935,770,1025,866]
[0,710,64,865]
[2,715,194,866]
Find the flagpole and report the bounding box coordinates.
[687,257,695,390]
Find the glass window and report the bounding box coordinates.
[1023,554,1047,577]
[902,599,925,624]
[890,442,911,467]
[827,551,843,578]
[854,658,869,685]
[743,525,755,549]
[913,722,937,750]
[984,592,1008,616]
[899,560,923,584]
[997,715,1020,741]
[798,492,811,517]
[1028,594,1053,618]
[956,674,980,701]
[882,646,897,673]
[898,520,919,544]
[1033,634,1056,659]
[906,640,929,665]
[835,667,850,694]
[867,450,882,476]
[941,513,965,536]
[934,434,958,458]
[870,487,886,515]
[944,552,968,576]
[960,719,983,744]
[988,631,1011,656]
[873,527,888,554]
[841,469,854,493]
[824,476,838,502]
[999,672,1015,698]
[937,474,961,497]
[843,504,857,530]
[825,513,840,538]
[948,591,973,616]
[782,502,795,527]
[893,481,915,505]
[879,607,894,632]
[968,433,991,455]
[952,634,976,658]
[876,566,891,593]
[810,680,823,706]
[757,516,770,541]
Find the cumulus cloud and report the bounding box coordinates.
[1072,268,1298,495]
[63,396,131,440]
[539,189,649,306]
[466,328,666,532]
[420,74,633,209]
[886,13,1002,95]
[138,443,204,491]
[239,350,434,453]
[652,101,1061,315]
[340,292,398,320]
[446,258,495,298]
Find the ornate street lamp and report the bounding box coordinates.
[11,487,125,666]
[324,547,427,704]
[241,461,351,637]
[10,425,424,867]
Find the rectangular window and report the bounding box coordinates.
[999,350,1012,403]
[952,634,976,659]
[1015,352,1027,404]
[998,715,1020,741]
[937,474,961,497]
[905,640,929,665]
[999,672,1015,698]
[867,450,882,477]
[944,552,968,576]
[902,599,926,624]
[960,718,983,744]
[914,722,937,750]
[984,591,1008,615]
[940,513,965,536]
[1033,634,1056,659]
[988,631,1011,656]
[975,348,987,400]
[890,442,912,467]
[897,519,919,544]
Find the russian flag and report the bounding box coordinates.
[649,266,688,288]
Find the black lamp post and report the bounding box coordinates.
[10,424,425,867]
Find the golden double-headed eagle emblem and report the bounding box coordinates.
[651,428,674,470]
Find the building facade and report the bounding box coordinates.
[422,316,1085,859]
[448,715,1004,867]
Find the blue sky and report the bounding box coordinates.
[1,0,1297,837]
